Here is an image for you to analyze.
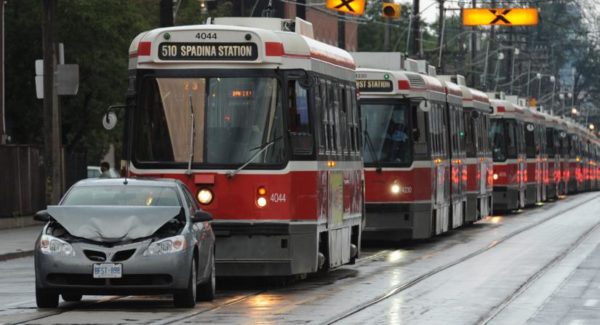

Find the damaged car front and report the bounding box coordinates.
[34,179,215,308]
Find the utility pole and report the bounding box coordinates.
[160,0,173,27]
[0,0,5,144]
[338,13,345,50]
[383,0,390,51]
[42,0,61,204]
[470,0,476,86]
[411,0,420,57]
[437,0,445,73]
[296,0,305,19]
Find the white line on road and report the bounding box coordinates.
[584,299,598,307]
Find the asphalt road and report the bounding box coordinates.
[2,192,600,325]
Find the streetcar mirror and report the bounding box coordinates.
[102,112,118,130]
[418,101,430,112]
[289,131,314,156]
[560,131,567,138]
[470,111,480,119]
[298,75,315,88]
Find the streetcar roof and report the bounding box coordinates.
[128,18,355,79]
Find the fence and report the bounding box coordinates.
[0,145,46,217]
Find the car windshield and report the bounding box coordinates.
[134,75,285,166]
[62,186,181,206]
[361,102,412,166]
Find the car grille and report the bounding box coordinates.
[46,273,172,286]
[83,250,107,262]
[112,249,136,262]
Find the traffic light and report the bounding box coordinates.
[382,3,401,19]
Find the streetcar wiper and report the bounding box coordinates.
[363,128,382,173]
[227,136,283,179]
[186,94,195,176]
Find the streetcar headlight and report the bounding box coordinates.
[257,197,268,208]
[197,188,214,205]
[390,183,401,194]
[493,173,499,181]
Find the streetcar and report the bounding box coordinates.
[489,95,527,211]
[123,17,363,276]
[449,79,493,222]
[352,55,451,240]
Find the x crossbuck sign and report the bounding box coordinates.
[326,0,366,16]
[463,8,538,26]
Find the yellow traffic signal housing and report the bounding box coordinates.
[382,3,401,19]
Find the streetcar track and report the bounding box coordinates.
[323,193,600,324]
[6,194,599,325]
[478,216,600,324]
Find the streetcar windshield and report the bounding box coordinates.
[135,76,285,166]
[361,102,412,166]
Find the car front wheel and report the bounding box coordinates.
[197,251,215,301]
[36,287,58,308]
[173,257,197,308]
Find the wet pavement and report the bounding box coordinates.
[1,193,600,324]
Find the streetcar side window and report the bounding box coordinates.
[546,128,555,158]
[464,111,476,158]
[288,80,314,157]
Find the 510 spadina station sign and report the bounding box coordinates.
[159,42,259,60]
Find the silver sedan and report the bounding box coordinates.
[34,178,215,308]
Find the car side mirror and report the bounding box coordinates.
[192,210,212,223]
[34,210,51,222]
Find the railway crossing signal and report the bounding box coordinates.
[462,8,538,26]
[326,0,366,16]
[382,3,401,19]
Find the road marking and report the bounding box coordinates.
[584,299,598,307]
[3,300,34,308]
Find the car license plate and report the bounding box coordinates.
[93,263,122,279]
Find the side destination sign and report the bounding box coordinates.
[357,79,393,92]
[159,42,258,60]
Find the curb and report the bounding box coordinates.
[0,250,34,262]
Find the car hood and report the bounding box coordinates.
[47,205,182,243]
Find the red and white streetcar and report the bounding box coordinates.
[124,17,363,276]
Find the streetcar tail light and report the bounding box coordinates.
[257,186,267,196]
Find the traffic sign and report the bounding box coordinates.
[326,0,366,16]
[463,8,538,26]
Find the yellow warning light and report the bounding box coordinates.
[463,8,538,26]
[326,0,366,16]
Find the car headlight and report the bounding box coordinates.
[143,235,187,256]
[39,234,75,256]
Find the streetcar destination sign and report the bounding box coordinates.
[158,42,258,60]
[357,79,393,92]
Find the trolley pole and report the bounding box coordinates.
[296,0,305,19]
[437,0,445,73]
[0,0,5,144]
[42,0,62,204]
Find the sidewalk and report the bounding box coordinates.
[0,225,43,261]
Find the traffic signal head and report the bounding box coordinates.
[382,3,401,18]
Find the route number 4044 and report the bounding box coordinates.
[196,32,217,40]
[270,193,287,203]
